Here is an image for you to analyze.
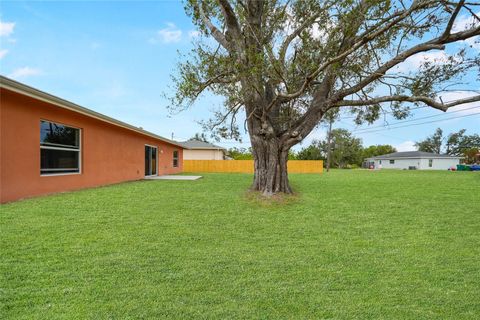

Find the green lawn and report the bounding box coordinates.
[1,170,479,319]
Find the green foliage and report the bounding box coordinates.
[190,132,209,142]
[288,151,298,160]
[227,147,253,160]
[415,128,480,158]
[2,171,480,318]
[415,128,444,154]
[298,134,398,167]
[446,130,480,157]
[362,144,397,159]
[463,148,480,164]
[228,147,297,160]
[296,142,324,160]
[167,0,480,144]
[322,129,363,168]
[297,129,364,167]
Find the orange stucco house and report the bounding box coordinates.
[0,76,184,203]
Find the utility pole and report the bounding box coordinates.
[326,119,333,172]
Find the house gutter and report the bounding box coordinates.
[0,76,185,148]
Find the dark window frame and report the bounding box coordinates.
[389,159,395,164]
[40,120,81,176]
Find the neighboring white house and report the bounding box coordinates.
[364,151,461,170]
[181,139,227,160]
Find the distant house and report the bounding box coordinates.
[364,151,461,170]
[181,139,227,160]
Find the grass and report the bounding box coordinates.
[1,170,479,319]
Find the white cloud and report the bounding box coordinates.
[452,11,480,32]
[0,49,8,59]
[8,67,42,79]
[394,51,451,72]
[395,140,416,152]
[150,23,182,44]
[452,11,480,50]
[440,91,480,115]
[0,20,15,37]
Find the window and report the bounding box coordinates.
[389,159,395,164]
[429,159,433,167]
[173,150,179,167]
[379,160,382,164]
[40,120,80,175]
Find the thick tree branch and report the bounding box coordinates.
[275,0,434,103]
[194,1,230,50]
[335,94,480,111]
[278,13,322,64]
[442,0,465,39]
[218,0,243,40]
[333,24,480,101]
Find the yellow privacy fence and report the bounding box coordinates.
[183,160,323,173]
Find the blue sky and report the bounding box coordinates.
[1,1,479,152]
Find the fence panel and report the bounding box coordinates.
[183,160,323,173]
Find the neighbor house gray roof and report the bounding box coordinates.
[367,151,462,160]
[181,139,226,151]
[0,76,185,148]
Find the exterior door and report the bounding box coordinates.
[145,145,158,176]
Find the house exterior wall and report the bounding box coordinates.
[418,158,459,170]
[375,158,421,169]
[183,149,224,160]
[369,157,459,170]
[0,89,183,203]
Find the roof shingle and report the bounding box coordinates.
[180,139,226,150]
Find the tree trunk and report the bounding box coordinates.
[326,119,333,172]
[250,137,292,196]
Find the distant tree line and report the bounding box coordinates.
[227,129,396,168]
[225,127,480,167]
[415,128,480,163]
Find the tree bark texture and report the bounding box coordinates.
[250,136,292,195]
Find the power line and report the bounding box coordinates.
[352,106,480,132]
[355,112,480,135]
[338,105,429,120]
[338,120,407,141]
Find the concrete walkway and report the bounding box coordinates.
[145,175,202,181]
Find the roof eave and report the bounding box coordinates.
[186,147,226,151]
[0,76,185,149]
[371,156,462,160]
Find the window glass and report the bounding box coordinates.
[429,159,433,167]
[40,120,79,148]
[151,147,157,175]
[40,120,80,175]
[145,146,151,176]
[41,149,79,174]
[389,159,395,164]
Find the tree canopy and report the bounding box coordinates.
[168,0,480,194]
[362,145,397,159]
[416,127,480,157]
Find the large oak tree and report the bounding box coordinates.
[169,0,480,195]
